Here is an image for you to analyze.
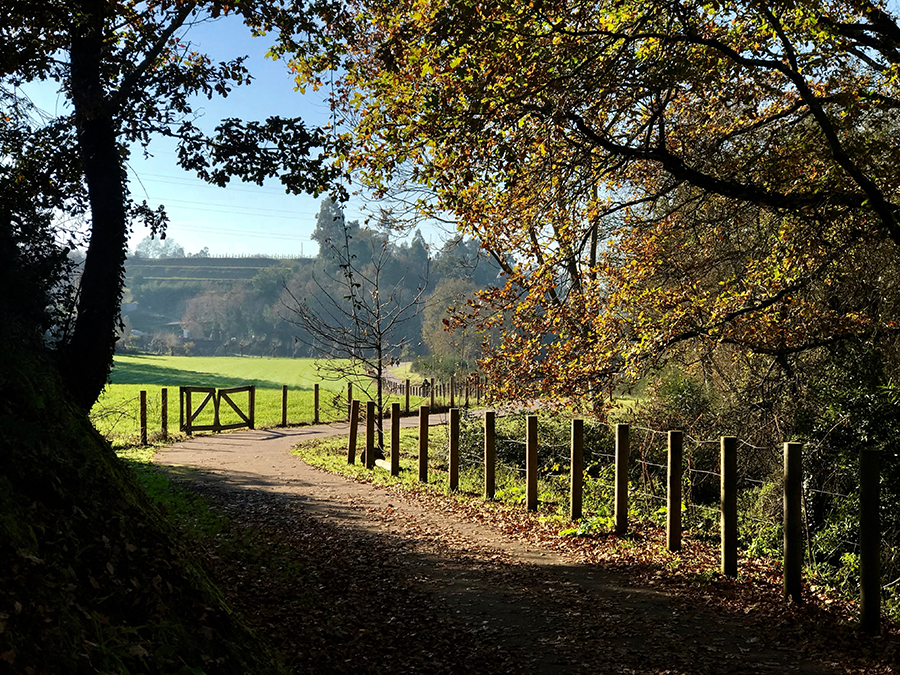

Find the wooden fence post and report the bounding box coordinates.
[248,385,255,430]
[526,414,538,512]
[212,387,221,432]
[485,410,496,500]
[571,419,584,521]
[391,402,400,476]
[160,388,168,440]
[860,447,881,635]
[783,441,803,604]
[405,379,410,414]
[615,423,630,535]
[450,375,455,408]
[721,436,738,577]
[430,383,435,410]
[347,382,353,421]
[418,405,429,483]
[281,385,288,427]
[449,408,460,491]
[347,399,360,464]
[365,400,376,469]
[140,390,148,446]
[668,430,683,552]
[184,388,192,436]
[314,383,320,424]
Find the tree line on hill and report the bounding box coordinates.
[120,197,503,376]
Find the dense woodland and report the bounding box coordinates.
[3,0,900,669]
[287,0,900,622]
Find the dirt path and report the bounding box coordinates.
[155,423,884,674]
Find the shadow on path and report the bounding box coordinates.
[155,425,868,674]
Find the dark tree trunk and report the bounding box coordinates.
[60,5,129,411]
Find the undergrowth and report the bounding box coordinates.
[291,415,900,624]
[116,447,229,540]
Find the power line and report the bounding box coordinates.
[158,196,317,218]
[130,172,370,218]
[170,224,314,242]
[134,172,306,197]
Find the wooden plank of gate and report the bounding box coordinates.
[217,423,250,431]
[219,389,251,425]
[218,385,254,395]
[187,387,218,432]
[217,385,254,431]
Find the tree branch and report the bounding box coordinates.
[113,2,198,109]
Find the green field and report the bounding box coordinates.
[92,355,347,444]
[92,355,430,446]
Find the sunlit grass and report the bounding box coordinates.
[293,429,449,492]
[93,355,352,444]
[292,422,603,520]
[93,355,442,446]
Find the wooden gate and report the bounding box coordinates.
[217,386,256,431]
[179,385,255,435]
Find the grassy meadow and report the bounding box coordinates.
[92,355,347,444]
[92,354,434,446]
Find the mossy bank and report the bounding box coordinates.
[0,340,283,673]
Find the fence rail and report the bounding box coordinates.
[179,385,255,434]
[128,374,480,444]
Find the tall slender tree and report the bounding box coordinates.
[285,208,428,450]
[1,0,339,410]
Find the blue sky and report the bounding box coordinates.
[27,13,449,258]
[128,14,346,258]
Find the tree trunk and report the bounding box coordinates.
[60,5,130,411]
[376,344,385,451]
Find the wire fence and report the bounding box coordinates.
[104,387,860,559]
[425,412,861,560]
[109,383,888,623]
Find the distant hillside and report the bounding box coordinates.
[122,256,315,341]
[126,255,314,284]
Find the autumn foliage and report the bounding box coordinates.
[285,0,900,414]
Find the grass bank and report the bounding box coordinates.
[0,342,283,673]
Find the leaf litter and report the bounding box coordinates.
[173,462,897,674]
